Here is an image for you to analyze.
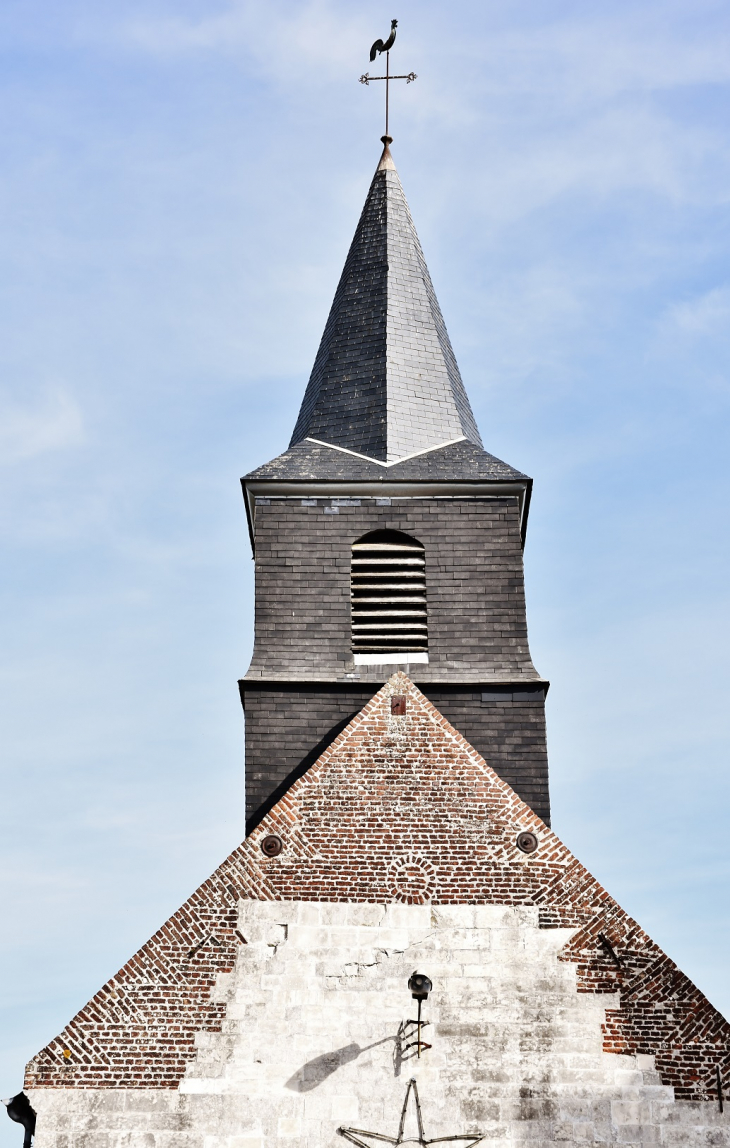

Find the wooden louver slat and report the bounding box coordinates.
[351,532,427,654]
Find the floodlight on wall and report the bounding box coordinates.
[408,972,432,1000]
[2,1093,36,1148]
[406,972,433,1058]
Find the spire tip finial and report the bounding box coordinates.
[377,135,396,172]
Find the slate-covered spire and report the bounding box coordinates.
[290,139,483,464]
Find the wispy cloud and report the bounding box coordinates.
[112,0,371,78]
[0,385,83,465]
[667,285,730,335]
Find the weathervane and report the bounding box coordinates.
[359,18,417,140]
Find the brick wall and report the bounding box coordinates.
[31,902,730,1148]
[26,675,728,1103]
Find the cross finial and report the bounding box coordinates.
[359,18,417,141]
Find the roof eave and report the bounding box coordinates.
[240,474,533,555]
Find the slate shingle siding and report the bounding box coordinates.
[241,494,549,824]
[244,496,539,683]
[242,685,550,829]
[387,169,481,455]
[243,437,529,483]
[289,168,389,460]
[288,161,482,464]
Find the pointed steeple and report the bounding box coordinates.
[290,139,483,464]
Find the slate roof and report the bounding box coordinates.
[243,436,529,484]
[288,141,484,465]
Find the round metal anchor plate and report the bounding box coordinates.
[516,831,539,854]
[260,834,283,858]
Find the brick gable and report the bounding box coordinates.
[26,674,729,1103]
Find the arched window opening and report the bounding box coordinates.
[351,530,427,659]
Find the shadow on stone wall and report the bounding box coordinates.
[286,1036,396,1092]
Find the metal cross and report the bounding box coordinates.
[338,1078,484,1148]
[359,54,417,139]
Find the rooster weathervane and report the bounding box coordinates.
[359,18,417,139]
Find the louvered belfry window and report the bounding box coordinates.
[351,530,428,656]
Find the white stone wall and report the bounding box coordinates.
[29,902,729,1147]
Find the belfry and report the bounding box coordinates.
[16,126,730,1148]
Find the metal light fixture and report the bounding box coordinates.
[407,972,432,1058]
[2,1093,36,1148]
[408,972,432,1000]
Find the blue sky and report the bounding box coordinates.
[1,0,730,1126]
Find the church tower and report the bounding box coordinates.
[241,138,550,830]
